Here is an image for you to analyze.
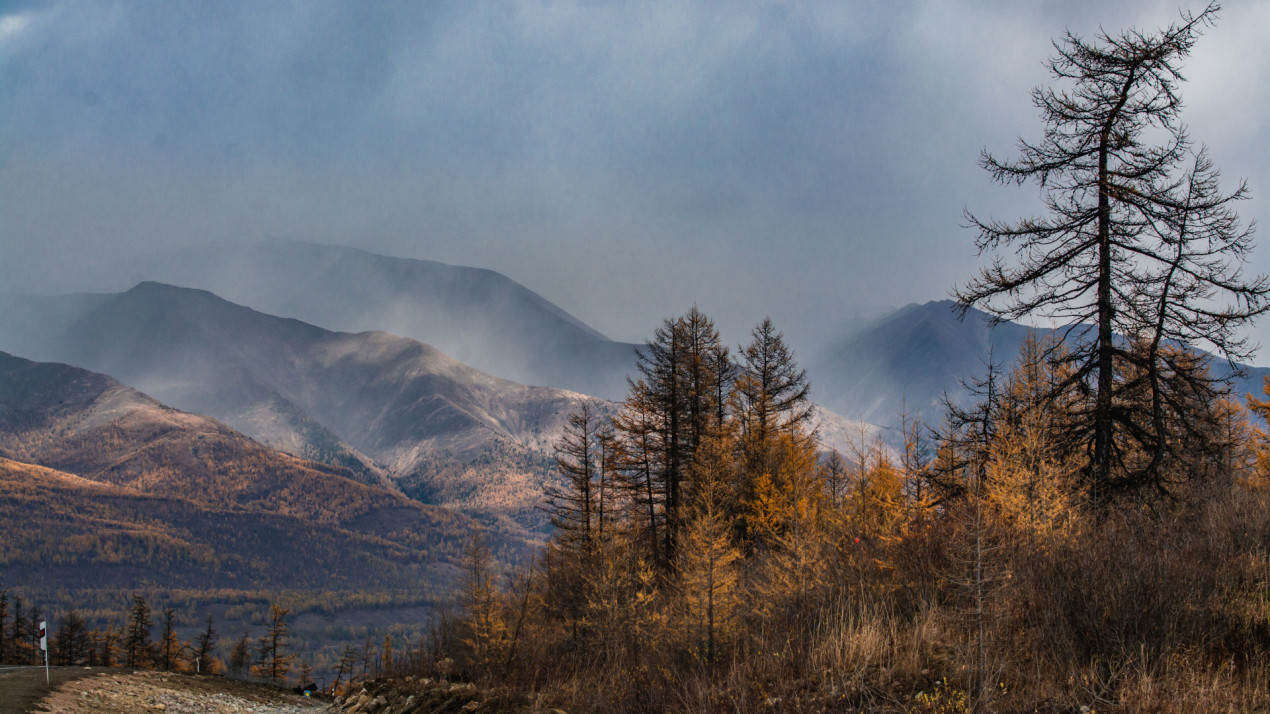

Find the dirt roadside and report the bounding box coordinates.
[0,667,121,714]
[0,668,332,714]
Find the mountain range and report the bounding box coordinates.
[7,242,1264,453]
[0,281,610,532]
[119,241,1270,430]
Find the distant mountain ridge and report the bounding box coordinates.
[0,282,611,532]
[813,299,1270,429]
[125,239,639,399]
[812,301,1032,425]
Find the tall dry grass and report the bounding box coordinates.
[384,479,1270,712]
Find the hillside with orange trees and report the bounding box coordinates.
[0,351,487,595]
[0,350,455,531]
[0,456,458,591]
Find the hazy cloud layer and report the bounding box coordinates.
[2,1,1267,359]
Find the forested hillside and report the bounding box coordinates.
[0,351,496,682]
[0,456,454,592]
[0,351,486,612]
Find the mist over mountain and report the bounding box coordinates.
[2,286,392,485]
[122,239,640,400]
[811,301,1032,426]
[0,282,611,532]
[0,291,113,363]
[0,350,474,592]
[814,300,1270,429]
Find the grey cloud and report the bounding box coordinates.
[1,0,1266,360]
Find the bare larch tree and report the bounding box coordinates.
[955,2,1266,502]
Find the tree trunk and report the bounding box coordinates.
[1092,67,1137,502]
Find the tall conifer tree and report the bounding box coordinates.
[124,595,153,668]
[956,2,1266,501]
[620,308,732,566]
[193,614,217,673]
[544,403,603,559]
[735,317,813,537]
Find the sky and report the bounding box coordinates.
[2,1,1268,361]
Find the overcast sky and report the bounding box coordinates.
[2,1,1267,361]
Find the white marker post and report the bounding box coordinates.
[39,620,48,684]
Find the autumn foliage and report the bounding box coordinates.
[417,311,1270,713]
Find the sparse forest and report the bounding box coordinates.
[0,583,452,694]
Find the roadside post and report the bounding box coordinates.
[39,620,48,683]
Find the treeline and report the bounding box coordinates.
[13,587,433,625]
[0,591,317,689]
[403,306,1270,712]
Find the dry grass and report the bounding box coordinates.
[387,479,1270,713]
